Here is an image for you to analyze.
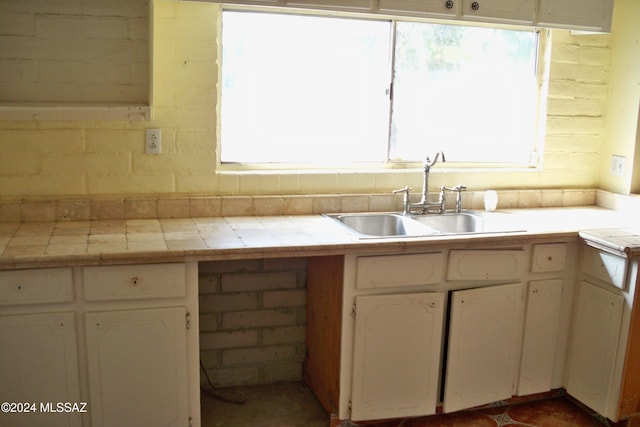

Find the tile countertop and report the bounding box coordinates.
[0,206,638,270]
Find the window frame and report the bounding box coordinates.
[216,6,550,173]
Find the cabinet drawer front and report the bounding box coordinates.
[581,246,627,290]
[355,253,444,289]
[83,263,186,301]
[531,243,567,273]
[447,249,526,281]
[0,268,73,306]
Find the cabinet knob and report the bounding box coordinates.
[445,0,454,9]
[131,276,140,286]
[471,1,480,11]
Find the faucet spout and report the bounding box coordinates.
[419,151,446,206]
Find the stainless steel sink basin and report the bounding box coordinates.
[324,213,437,238]
[323,211,499,238]
[412,212,484,234]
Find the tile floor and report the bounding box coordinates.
[200,382,622,427]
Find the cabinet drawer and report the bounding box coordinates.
[531,243,567,273]
[581,246,627,290]
[447,249,526,281]
[0,268,73,306]
[83,263,186,301]
[355,252,444,289]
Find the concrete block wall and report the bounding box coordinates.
[0,0,149,103]
[0,0,624,199]
[199,258,308,387]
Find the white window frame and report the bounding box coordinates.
[216,6,551,173]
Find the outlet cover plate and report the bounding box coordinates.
[145,128,161,154]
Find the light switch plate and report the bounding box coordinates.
[610,155,625,177]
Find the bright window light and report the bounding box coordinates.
[220,11,540,166]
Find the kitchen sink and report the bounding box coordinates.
[324,211,514,238]
[412,212,483,234]
[323,213,438,238]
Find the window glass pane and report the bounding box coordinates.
[221,11,392,163]
[390,23,538,163]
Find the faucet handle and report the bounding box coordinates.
[392,186,412,195]
[392,187,412,215]
[453,184,467,192]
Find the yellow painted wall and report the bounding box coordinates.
[599,0,640,195]
[0,0,625,200]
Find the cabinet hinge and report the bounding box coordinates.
[351,302,356,317]
[188,416,193,427]
[186,312,191,330]
[348,400,352,418]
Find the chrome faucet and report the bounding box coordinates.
[393,151,447,215]
[418,151,446,210]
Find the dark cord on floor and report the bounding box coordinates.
[199,359,248,405]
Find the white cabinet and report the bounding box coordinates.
[0,262,200,427]
[0,312,81,427]
[351,292,445,421]
[461,0,535,24]
[355,252,444,289]
[378,0,458,18]
[308,241,577,424]
[218,0,612,31]
[443,282,525,413]
[85,307,190,427]
[518,279,562,395]
[537,0,613,32]
[566,280,624,417]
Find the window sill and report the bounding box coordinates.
[0,103,151,122]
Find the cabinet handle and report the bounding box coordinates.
[445,0,454,9]
[471,1,480,11]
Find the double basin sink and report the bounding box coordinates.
[324,211,496,238]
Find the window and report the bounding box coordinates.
[220,10,540,167]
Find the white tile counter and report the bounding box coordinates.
[0,206,637,270]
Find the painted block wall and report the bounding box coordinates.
[0,0,149,104]
[199,258,307,387]
[0,0,621,200]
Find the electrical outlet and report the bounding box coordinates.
[145,128,161,154]
[610,155,626,177]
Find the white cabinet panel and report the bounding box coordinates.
[531,244,567,273]
[83,263,186,301]
[0,268,73,305]
[351,292,445,421]
[378,0,458,17]
[355,252,444,289]
[537,0,613,32]
[447,249,526,281]
[85,307,189,427]
[581,246,628,290]
[567,280,624,417]
[462,0,535,24]
[0,312,81,427]
[443,282,524,413]
[518,279,562,395]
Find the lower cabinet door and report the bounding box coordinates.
[0,312,81,427]
[351,292,445,421]
[566,280,624,418]
[518,279,563,395]
[444,282,525,413]
[85,307,189,427]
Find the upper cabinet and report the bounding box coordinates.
[378,0,458,18]
[537,0,614,32]
[218,0,613,32]
[461,0,535,25]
